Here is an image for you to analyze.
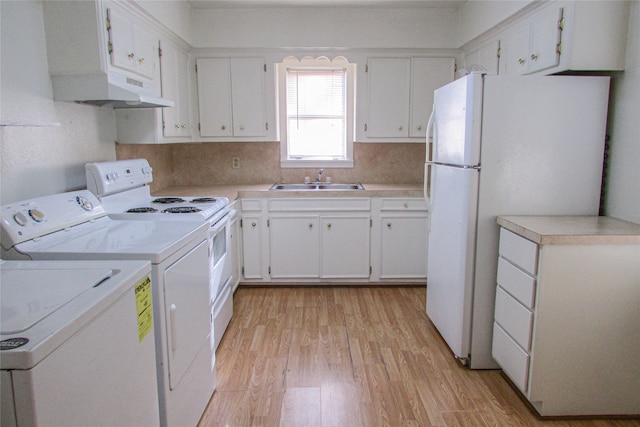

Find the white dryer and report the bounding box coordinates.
[0,259,160,427]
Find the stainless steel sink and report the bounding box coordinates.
[270,183,364,191]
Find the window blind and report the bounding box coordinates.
[286,68,347,160]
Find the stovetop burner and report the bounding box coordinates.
[163,206,202,214]
[152,197,186,204]
[127,207,159,213]
[191,197,218,204]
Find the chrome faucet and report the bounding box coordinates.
[316,168,324,183]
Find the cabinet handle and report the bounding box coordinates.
[518,58,526,65]
[530,54,538,61]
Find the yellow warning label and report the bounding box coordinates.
[135,276,153,342]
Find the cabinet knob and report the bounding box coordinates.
[327,223,332,229]
[251,222,257,227]
[530,54,538,61]
[239,125,245,130]
[128,52,135,59]
[404,202,409,208]
[387,223,392,229]
[308,223,313,229]
[175,124,180,128]
[138,57,145,64]
[417,125,423,131]
[518,58,526,65]
[398,126,403,131]
[181,124,187,128]
[221,125,226,130]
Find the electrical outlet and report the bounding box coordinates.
[232,157,240,169]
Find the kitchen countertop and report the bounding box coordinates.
[497,215,640,245]
[153,183,425,202]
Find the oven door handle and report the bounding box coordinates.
[170,303,178,352]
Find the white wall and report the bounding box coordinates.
[134,0,193,44]
[605,1,640,224]
[0,1,116,205]
[190,6,459,48]
[457,0,534,46]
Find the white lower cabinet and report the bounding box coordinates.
[493,220,640,417]
[268,198,371,280]
[239,196,428,284]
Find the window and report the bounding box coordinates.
[278,56,355,168]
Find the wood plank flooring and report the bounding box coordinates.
[198,287,639,427]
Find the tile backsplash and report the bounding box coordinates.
[116,142,425,192]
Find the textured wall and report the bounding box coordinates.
[116,141,425,190]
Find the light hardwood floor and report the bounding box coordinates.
[198,287,639,427]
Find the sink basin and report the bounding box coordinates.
[270,183,364,191]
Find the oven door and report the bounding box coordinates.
[209,210,231,302]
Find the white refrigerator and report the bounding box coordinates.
[425,73,610,369]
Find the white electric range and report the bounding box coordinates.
[1,259,159,427]
[0,190,215,427]
[86,158,234,350]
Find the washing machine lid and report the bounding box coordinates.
[0,260,151,370]
[1,268,113,335]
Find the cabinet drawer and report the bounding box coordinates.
[380,198,428,211]
[497,257,536,309]
[492,323,530,393]
[494,286,533,351]
[269,198,370,212]
[241,199,263,212]
[499,228,538,275]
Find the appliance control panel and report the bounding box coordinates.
[0,191,106,248]
[86,159,153,197]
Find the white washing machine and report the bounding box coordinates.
[1,190,216,427]
[0,259,160,427]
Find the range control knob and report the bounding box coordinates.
[13,212,28,226]
[28,209,45,222]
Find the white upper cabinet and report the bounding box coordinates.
[498,0,630,76]
[115,38,192,144]
[501,5,562,75]
[365,58,411,138]
[463,40,501,75]
[409,58,456,138]
[107,6,158,80]
[197,57,272,140]
[359,56,454,142]
[160,39,191,138]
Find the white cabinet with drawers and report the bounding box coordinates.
[493,216,640,417]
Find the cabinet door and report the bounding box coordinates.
[380,215,427,278]
[107,7,136,74]
[409,58,455,138]
[133,23,160,81]
[230,58,267,137]
[502,25,530,75]
[528,6,562,74]
[241,215,263,279]
[161,41,190,138]
[321,215,370,278]
[366,58,411,137]
[464,40,500,75]
[197,58,233,137]
[269,216,320,278]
